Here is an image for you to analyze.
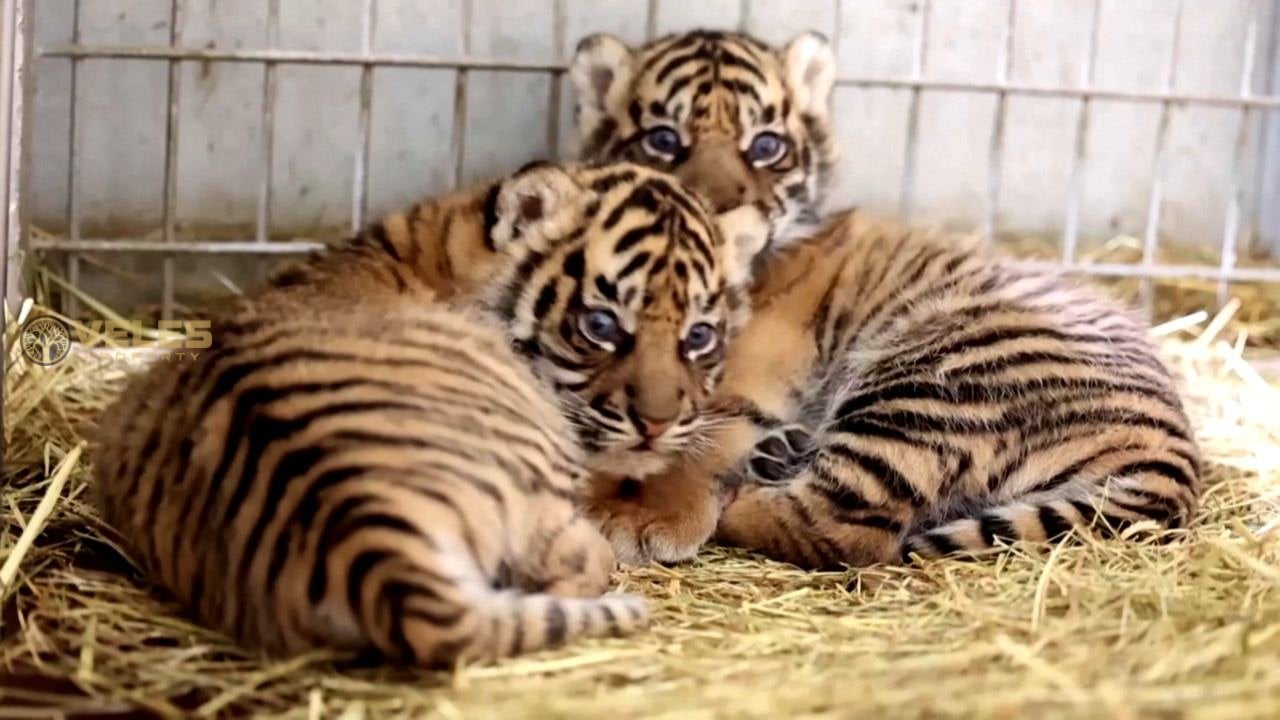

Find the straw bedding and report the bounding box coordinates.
[3,295,1279,719]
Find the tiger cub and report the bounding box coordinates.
[569,32,1198,566]
[94,162,767,663]
[571,30,836,251]
[596,212,1201,568]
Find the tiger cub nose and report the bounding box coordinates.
[639,417,674,439]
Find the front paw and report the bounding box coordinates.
[747,424,814,484]
[585,480,718,565]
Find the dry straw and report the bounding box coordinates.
[2,290,1279,718]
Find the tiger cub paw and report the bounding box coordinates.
[747,424,815,484]
[585,479,718,565]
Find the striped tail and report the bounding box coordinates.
[392,591,649,666]
[901,471,1198,561]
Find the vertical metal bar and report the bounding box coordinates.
[898,0,930,221]
[738,0,750,33]
[1217,0,1263,306]
[1139,0,1185,314]
[352,0,375,232]
[160,0,183,320]
[2,0,34,311]
[1258,0,1280,256]
[646,0,659,40]
[983,0,1018,245]
[65,0,82,317]
[450,0,472,186]
[1061,0,1102,266]
[546,0,565,159]
[256,0,279,244]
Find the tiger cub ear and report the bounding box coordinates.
[486,162,585,252]
[782,32,836,120]
[715,205,772,288]
[570,34,637,139]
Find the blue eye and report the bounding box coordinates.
[581,308,624,347]
[642,127,682,157]
[683,322,718,355]
[746,132,786,165]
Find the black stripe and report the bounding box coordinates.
[545,601,567,646]
[614,219,665,254]
[1113,459,1197,488]
[979,514,1019,547]
[594,275,618,302]
[922,530,962,556]
[716,47,767,83]
[365,222,401,261]
[534,283,559,318]
[654,48,706,84]
[347,549,397,617]
[589,169,638,193]
[824,444,925,505]
[1039,505,1075,541]
[482,183,501,250]
[617,251,652,280]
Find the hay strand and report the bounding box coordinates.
[0,443,84,594]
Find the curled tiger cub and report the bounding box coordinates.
[712,215,1201,567]
[570,30,1200,566]
[94,161,768,664]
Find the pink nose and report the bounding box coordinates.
[640,418,673,439]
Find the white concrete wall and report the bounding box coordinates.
[26,0,1280,257]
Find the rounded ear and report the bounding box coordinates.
[783,32,836,119]
[715,205,772,288]
[488,164,585,251]
[570,34,636,125]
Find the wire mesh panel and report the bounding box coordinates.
[6,0,1280,324]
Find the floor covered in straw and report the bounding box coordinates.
[2,300,1279,719]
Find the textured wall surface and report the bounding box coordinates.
[26,0,1280,255]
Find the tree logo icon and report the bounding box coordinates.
[20,315,74,366]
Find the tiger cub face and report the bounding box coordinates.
[570,30,837,251]
[483,162,769,477]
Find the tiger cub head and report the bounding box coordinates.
[481,162,769,476]
[570,30,836,253]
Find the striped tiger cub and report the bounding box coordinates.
[93,161,767,663]
[611,212,1201,568]
[568,30,1199,567]
[570,29,836,251]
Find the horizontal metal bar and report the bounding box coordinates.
[30,239,325,254]
[36,44,1280,110]
[39,44,566,73]
[840,76,1280,110]
[1012,260,1280,284]
[28,237,1280,284]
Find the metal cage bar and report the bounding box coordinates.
[2,0,31,310]
[896,0,929,221]
[1138,0,1185,314]
[449,0,473,187]
[160,0,182,320]
[1217,0,1265,307]
[63,0,81,318]
[352,0,377,233]
[12,1,1280,314]
[982,0,1018,245]
[256,0,280,246]
[1060,0,1102,267]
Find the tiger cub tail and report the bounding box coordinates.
[449,592,648,662]
[900,467,1197,561]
